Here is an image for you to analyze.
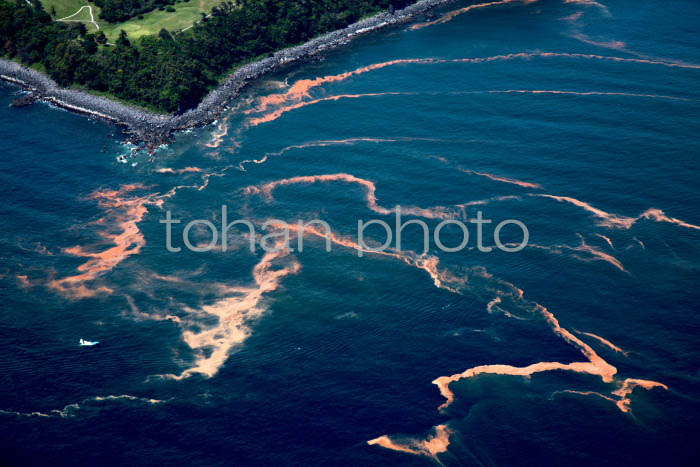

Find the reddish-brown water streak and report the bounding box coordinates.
[410,0,538,31]
[245,173,458,220]
[48,184,161,299]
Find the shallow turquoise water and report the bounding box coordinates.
[1,1,699,465]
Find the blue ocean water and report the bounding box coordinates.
[1,0,699,465]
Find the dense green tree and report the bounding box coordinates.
[95,30,108,44]
[93,0,180,22]
[116,29,131,47]
[158,28,172,41]
[83,33,99,54]
[0,0,413,112]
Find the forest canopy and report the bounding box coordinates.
[0,0,413,112]
[93,0,178,23]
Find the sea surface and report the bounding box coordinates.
[1,0,699,465]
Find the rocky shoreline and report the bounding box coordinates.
[0,0,454,152]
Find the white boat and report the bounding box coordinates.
[79,338,99,346]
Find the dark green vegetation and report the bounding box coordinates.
[1,0,412,113]
[95,0,178,23]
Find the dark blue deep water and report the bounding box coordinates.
[1,1,699,465]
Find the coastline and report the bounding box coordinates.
[0,0,454,151]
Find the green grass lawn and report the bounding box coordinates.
[40,0,93,19]
[40,0,228,42]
